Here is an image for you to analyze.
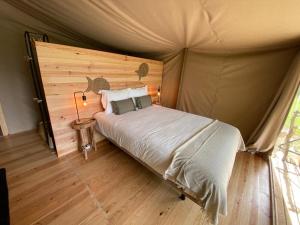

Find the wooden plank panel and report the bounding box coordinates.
[35,42,163,157]
[35,43,162,65]
[44,83,159,96]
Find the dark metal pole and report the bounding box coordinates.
[24,31,56,151]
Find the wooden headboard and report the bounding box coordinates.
[35,42,163,157]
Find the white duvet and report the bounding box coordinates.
[94,105,245,224]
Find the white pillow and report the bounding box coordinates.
[100,91,108,109]
[101,88,131,114]
[130,86,148,104]
[100,89,129,109]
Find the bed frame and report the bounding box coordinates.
[34,41,210,220]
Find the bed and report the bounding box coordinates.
[94,105,245,224]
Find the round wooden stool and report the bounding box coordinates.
[71,118,97,160]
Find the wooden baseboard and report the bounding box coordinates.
[3,129,38,137]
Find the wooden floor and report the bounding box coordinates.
[0,131,271,225]
[271,156,300,225]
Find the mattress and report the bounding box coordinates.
[94,105,245,224]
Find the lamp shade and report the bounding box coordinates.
[82,94,87,106]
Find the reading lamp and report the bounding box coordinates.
[73,91,87,123]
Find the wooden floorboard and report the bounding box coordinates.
[0,131,271,225]
[271,156,300,225]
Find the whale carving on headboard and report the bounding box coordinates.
[85,77,110,94]
[135,63,149,80]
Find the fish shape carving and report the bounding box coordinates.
[85,77,110,94]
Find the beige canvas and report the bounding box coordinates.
[177,49,298,140]
[248,53,300,152]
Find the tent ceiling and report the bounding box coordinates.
[5,0,300,56]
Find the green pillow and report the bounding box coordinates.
[135,95,152,109]
[111,98,136,115]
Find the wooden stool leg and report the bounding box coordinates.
[84,149,88,160]
[90,125,97,151]
[72,120,97,160]
[79,129,89,160]
[79,129,84,148]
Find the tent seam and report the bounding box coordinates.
[176,48,189,109]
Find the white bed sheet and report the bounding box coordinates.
[94,105,213,174]
[94,105,245,224]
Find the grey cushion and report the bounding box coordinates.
[135,95,152,109]
[111,98,136,115]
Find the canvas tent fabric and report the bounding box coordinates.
[247,53,300,153]
[1,0,300,153]
[6,0,300,55]
[177,48,298,141]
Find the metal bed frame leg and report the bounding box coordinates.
[179,193,186,200]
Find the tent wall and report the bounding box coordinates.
[177,48,298,140]
[161,50,185,108]
[0,20,39,134]
[248,52,300,153]
[0,1,94,134]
